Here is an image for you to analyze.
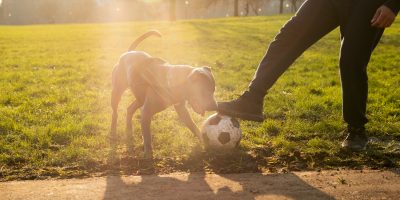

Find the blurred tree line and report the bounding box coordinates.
[0,0,304,25]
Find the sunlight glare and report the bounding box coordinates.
[205,174,243,193]
[142,0,163,3]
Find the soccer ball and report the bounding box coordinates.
[201,113,242,149]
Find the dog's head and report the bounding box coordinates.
[187,67,217,116]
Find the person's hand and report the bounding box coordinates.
[371,5,396,28]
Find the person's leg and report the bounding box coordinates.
[218,0,339,121]
[339,0,386,151]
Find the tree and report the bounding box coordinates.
[290,0,302,12]
[248,0,266,16]
[0,2,3,24]
[169,0,176,21]
[40,0,59,23]
[198,0,267,17]
[244,2,250,16]
[233,0,239,16]
[279,0,284,14]
[204,0,240,17]
[278,0,302,14]
[69,0,97,23]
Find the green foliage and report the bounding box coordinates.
[0,16,399,180]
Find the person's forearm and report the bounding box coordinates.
[385,0,400,14]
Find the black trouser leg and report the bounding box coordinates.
[339,0,385,128]
[248,0,339,97]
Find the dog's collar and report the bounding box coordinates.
[166,67,190,101]
[166,67,188,88]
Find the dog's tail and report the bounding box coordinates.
[128,30,162,51]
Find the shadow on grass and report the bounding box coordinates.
[103,146,334,200]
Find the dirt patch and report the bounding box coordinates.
[1,145,399,182]
[1,170,400,200]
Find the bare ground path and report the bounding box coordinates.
[1,170,399,200]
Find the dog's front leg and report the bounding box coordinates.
[110,87,125,144]
[174,103,203,143]
[141,91,167,159]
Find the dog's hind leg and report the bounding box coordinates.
[126,100,142,149]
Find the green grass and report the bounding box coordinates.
[1,16,399,180]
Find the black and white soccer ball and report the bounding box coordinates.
[201,113,242,149]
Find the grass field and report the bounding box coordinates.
[1,16,399,181]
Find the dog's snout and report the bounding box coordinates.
[206,98,218,111]
[208,103,218,111]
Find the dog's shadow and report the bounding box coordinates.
[103,146,334,200]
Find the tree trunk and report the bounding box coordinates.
[234,0,239,17]
[170,0,176,21]
[279,0,284,14]
[291,0,298,12]
[0,6,3,24]
[252,6,259,16]
[244,2,249,16]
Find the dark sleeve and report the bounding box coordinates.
[385,0,400,14]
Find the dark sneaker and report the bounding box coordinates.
[218,91,265,122]
[341,126,368,151]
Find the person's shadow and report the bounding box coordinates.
[103,146,334,200]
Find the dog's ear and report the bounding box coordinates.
[202,66,212,73]
[187,67,215,91]
[188,68,212,82]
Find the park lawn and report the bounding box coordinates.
[0,16,399,180]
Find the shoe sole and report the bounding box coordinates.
[218,108,265,122]
[341,143,367,152]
